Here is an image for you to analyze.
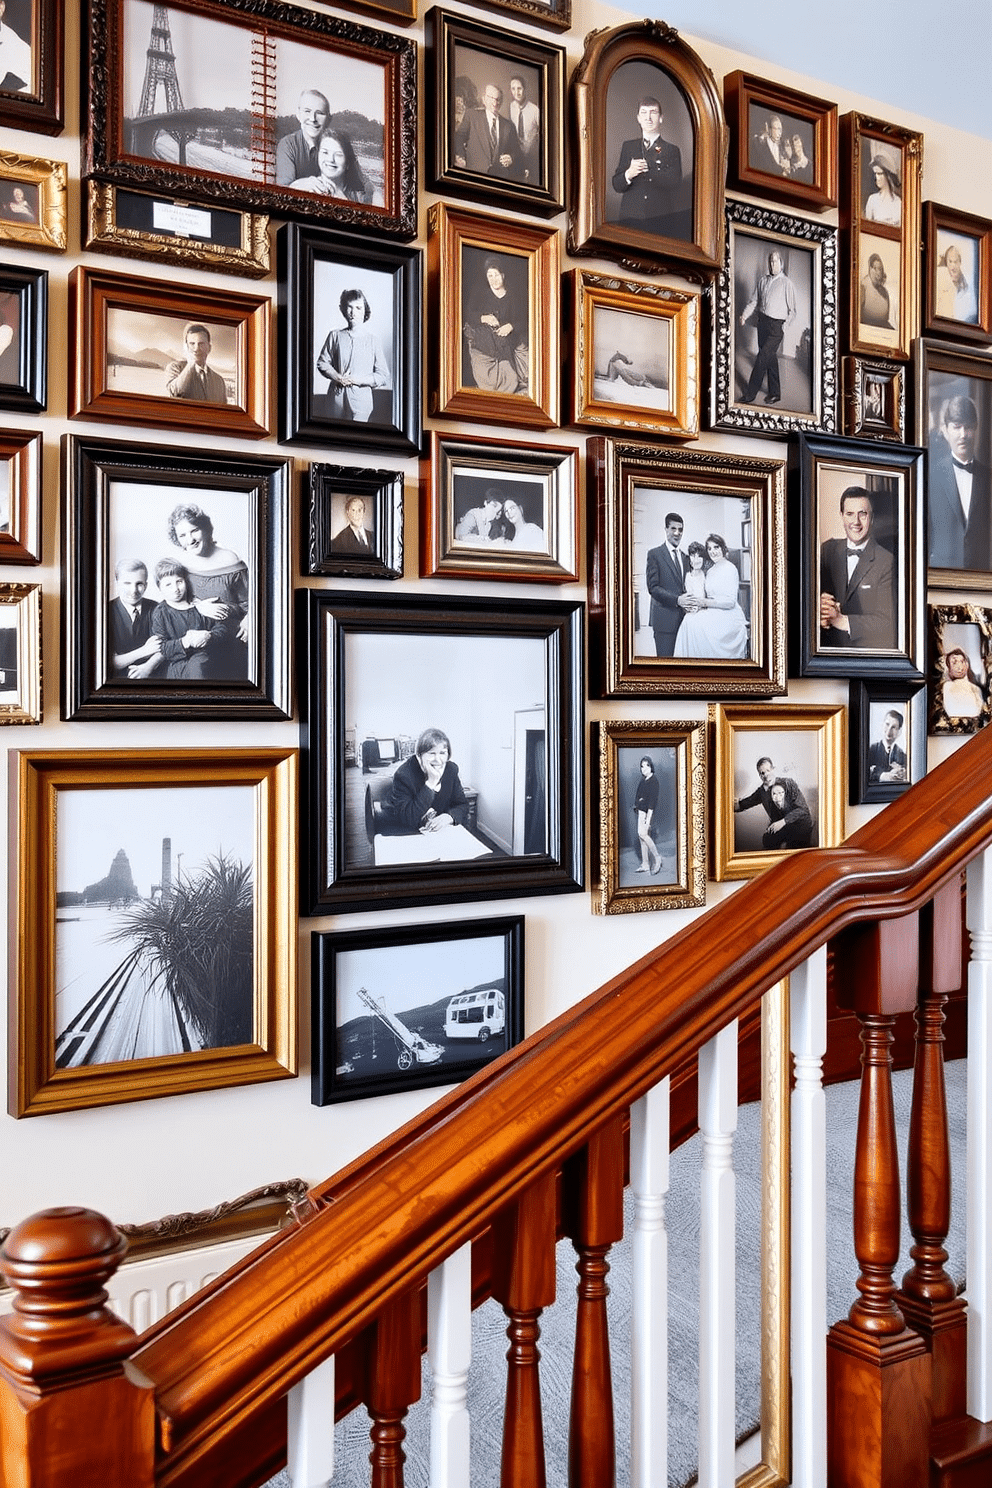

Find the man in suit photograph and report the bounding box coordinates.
[867,709,907,784]
[508,75,540,182]
[928,393,991,573]
[108,558,163,681]
[819,486,897,650]
[752,114,788,175]
[165,323,229,404]
[645,511,689,657]
[461,83,524,180]
[610,96,683,239]
[331,495,375,554]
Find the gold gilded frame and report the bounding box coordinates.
[0,583,41,725]
[0,427,42,565]
[843,112,922,362]
[9,747,298,1117]
[0,150,66,251]
[85,182,270,279]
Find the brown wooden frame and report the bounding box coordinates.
[724,71,837,213]
[0,582,41,725]
[0,0,63,135]
[843,356,905,442]
[923,201,992,347]
[68,265,269,439]
[843,112,923,361]
[463,0,570,30]
[0,149,65,250]
[0,426,41,565]
[928,602,992,737]
[917,338,992,593]
[84,182,270,279]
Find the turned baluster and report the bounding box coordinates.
[365,1286,421,1488]
[0,1207,154,1488]
[966,846,992,1421]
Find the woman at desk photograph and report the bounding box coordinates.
[380,727,469,835]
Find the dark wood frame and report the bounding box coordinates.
[304,463,404,581]
[848,679,926,805]
[0,262,47,414]
[311,915,525,1105]
[789,432,925,681]
[587,435,787,699]
[928,602,992,737]
[724,71,838,212]
[923,202,992,346]
[300,588,584,915]
[321,0,417,24]
[68,265,268,439]
[916,338,992,594]
[83,0,418,240]
[0,426,42,565]
[843,112,922,362]
[277,222,421,455]
[843,356,905,442]
[461,0,569,30]
[61,434,292,721]
[568,19,727,277]
[84,182,270,279]
[426,7,565,218]
[0,581,41,725]
[420,430,578,583]
[0,148,66,250]
[0,0,63,135]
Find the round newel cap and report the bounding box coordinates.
[1,1207,125,1269]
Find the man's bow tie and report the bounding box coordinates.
[847,546,867,557]
[952,458,974,472]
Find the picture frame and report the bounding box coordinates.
[425,7,565,218]
[84,182,270,279]
[8,745,298,1117]
[917,338,992,592]
[420,430,578,583]
[322,0,417,24]
[61,434,292,721]
[710,702,846,882]
[0,262,47,414]
[305,463,404,581]
[0,425,41,564]
[301,589,584,915]
[428,201,559,429]
[311,915,524,1105]
[0,581,41,724]
[842,112,923,361]
[710,197,838,436]
[277,222,421,456]
[842,356,905,443]
[848,679,926,805]
[459,0,569,31]
[587,435,787,699]
[568,20,727,277]
[789,433,925,681]
[928,602,992,736]
[0,0,63,136]
[567,269,700,439]
[0,149,65,250]
[923,202,992,346]
[591,718,705,915]
[83,0,418,241]
[68,265,269,440]
[723,71,838,213]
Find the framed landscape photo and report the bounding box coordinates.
[923,202,991,346]
[587,435,787,699]
[0,149,65,250]
[0,581,41,724]
[301,589,584,915]
[311,915,524,1105]
[277,223,421,455]
[567,269,699,439]
[0,0,63,135]
[710,702,846,881]
[724,71,837,213]
[83,0,417,240]
[843,113,922,361]
[0,261,46,413]
[928,603,992,736]
[305,463,404,581]
[0,425,41,564]
[61,434,292,721]
[84,181,270,278]
[68,265,268,439]
[848,679,926,805]
[917,339,992,593]
[591,718,705,915]
[711,197,838,436]
[421,430,578,583]
[9,746,298,1117]
[843,356,905,442]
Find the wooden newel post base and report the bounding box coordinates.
[0,1206,155,1488]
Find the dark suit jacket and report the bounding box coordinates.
[928,450,992,572]
[646,544,688,643]
[867,741,907,782]
[819,536,897,649]
[461,109,524,179]
[330,525,375,554]
[109,596,158,677]
[610,136,682,229]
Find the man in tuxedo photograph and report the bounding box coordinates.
[868,709,907,784]
[461,83,524,180]
[819,486,897,650]
[331,495,375,553]
[610,96,684,239]
[928,393,991,573]
[645,511,688,657]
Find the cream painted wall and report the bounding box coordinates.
[2,0,990,1230]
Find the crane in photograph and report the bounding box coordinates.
[356,986,443,1071]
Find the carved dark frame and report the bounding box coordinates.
[724,71,838,213]
[458,0,570,31]
[0,262,47,414]
[842,356,905,443]
[0,0,63,135]
[84,182,271,279]
[927,603,992,737]
[848,679,927,805]
[304,463,404,580]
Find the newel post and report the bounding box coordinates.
[0,1207,155,1488]
[826,915,932,1488]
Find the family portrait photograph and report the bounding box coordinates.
[733,230,814,416]
[449,44,544,190]
[815,464,903,657]
[747,104,814,184]
[310,257,394,426]
[105,306,240,406]
[922,360,992,581]
[592,303,670,411]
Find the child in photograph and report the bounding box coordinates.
[150,558,226,681]
[109,558,163,681]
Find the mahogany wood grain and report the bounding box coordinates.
[365,1288,421,1488]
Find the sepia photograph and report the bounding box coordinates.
[934,229,979,326]
[592,304,670,410]
[919,345,992,585]
[724,71,837,212]
[734,231,814,416]
[929,607,991,734]
[605,58,694,244]
[0,177,37,222]
[923,203,992,345]
[858,234,900,347]
[747,103,814,184]
[105,307,239,406]
[450,47,543,188]
[859,137,902,227]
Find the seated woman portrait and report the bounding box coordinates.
[380,727,469,835]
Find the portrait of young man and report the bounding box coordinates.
[604,59,694,244]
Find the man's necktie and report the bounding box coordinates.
[131,608,142,632]
[517,108,525,142]
[490,117,498,156]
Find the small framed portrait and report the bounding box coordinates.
[305,464,404,581]
[0,0,63,135]
[567,270,700,439]
[917,340,992,593]
[0,148,65,249]
[790,433,925,681]
[843,113,922,361]
[569,20,726,277]
[591,718,705,915]
[61,434,292,721]
[428,202,559,429]
[68,266,268,439]
[928,604,992,736]
[85,182,270,279]
[856,234,902,354]
[587,435,787,699]
[0,581,41,724]
[277,223,421,456]
[301,589,583,915]
[923,203,992,346]
[843,357,905,443]
[724,72,838,212]
[0,425,41,564]
[0,261,46,413]
[8,746,298,1117]
[462,0,570,31]
[426,7,565,218]
[311,915,524,1105]
[848,681,926,805]
[710,702,846,881]
[711,198,837,436]
[421,430,578,583]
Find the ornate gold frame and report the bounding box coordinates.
[0,583,41,725]
[0,149,66,251]
[85,182,270,278]
[843,112,922,362]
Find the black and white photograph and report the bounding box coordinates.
[732,733,820,854]
[747,103,814,184]
[848,680,926,804]
[857,234,900,348]
[0,580,39,723]
[605,59,694,244]
[592,304,670,411]
[615,745,677,885]
[920,350,992,584]
[0,177,37,222]
[0,285,20,384]
[451,469,549,554]
[105,307,239,406]
[305,463,403,581]
[930,613,989,729]
[310,260,393,426]
[0,601,17,694]
[816,464,902,656]
[934,229,980,326]
[449,48,543,188]
[311,916,524,1104]
[0,0,34,96]
[859,137,903,227]
[734,231,814,416]
[843,357,905,442]
[0,263,45,413]
[460,244,531,396]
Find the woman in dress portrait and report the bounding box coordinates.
[316,288,390,424]
[463,253,529,395]
[633,755,663,876]
[864,146,902,225]
[674,533,749,660]
[381,727,469,835]
[291,127,373,203]
[167,502,249,680]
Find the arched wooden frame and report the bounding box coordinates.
[569,19,727,278]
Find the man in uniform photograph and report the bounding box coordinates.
[610,96,683,239]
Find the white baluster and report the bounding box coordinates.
[629,1077,670,1488]
[968,848,992,1421]
[790,946,828,1488]
[287,1354,335,1488]
[428,1242,472,1487]
[697,1019,737,1488]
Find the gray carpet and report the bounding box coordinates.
[265,1061,966,1487]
